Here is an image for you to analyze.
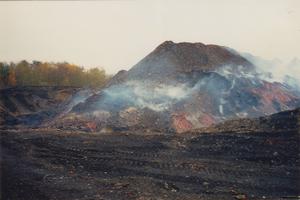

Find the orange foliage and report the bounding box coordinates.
[0,60,109,88]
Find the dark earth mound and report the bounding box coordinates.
[1,41,300,199]
[2,42,300,134]
[61,41,300,133]
[0,86,91,128]
[192,108,300,134]
[1,108,299,200]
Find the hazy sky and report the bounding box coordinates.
[0,0,299,74]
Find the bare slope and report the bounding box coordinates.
[1,109,299,200]
[59,41,300,133]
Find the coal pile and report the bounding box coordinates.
[1,108,299,200]
[190,107,300,134]
[0,86,90,128]
[56,41,300,133]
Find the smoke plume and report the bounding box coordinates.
[242,54,300,91]
[101,81,190,112]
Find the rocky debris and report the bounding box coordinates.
[250,81,299,113]
[0,105,17,125]
[190,108,300,134]
[56,41,300,133]
[125,41,254,83]
[1,109,299,199]
[106,69,128,87]
[0,86,88,128]
[0,86,78,115]
[234,194,247,200]
[172,113,193,133]
[2,42,300,133]
[161,182,179,192]
[119,107,140,126]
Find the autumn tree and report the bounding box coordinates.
[0,62,9,87]
[15,60,32,86]
[86,67,107,88]
[0,60,110,88]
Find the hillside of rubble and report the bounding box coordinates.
[1,42,300,134]
[191,108,300,134]
[1,108,299,200]
[55,41,300,133]
[0,86,92,128]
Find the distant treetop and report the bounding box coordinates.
[0,60,111,89]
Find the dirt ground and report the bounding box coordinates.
[1,129,299,200]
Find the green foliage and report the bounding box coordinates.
[0,61,110,88]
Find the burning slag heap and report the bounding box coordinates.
[56,41,300,133]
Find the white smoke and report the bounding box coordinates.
[216,65,257,80]
[102,80,190,112]
[65,89,93,113]
[242,53,300,90]
[70,52,300,117]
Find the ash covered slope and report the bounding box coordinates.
[0,86,91,128]
[125,41,254,83]
[62,41,300,133]
[192,108,300,134]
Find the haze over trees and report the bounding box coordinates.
[0,60,110,88]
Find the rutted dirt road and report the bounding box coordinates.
[1,129,299,200]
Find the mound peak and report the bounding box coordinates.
[153,41,252,69]
[56,41,300,133]
[125,41,254,83]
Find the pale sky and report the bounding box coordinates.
[0,0,299,74]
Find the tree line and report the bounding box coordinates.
[0,60,111,88]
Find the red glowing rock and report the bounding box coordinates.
[172,113,193,133]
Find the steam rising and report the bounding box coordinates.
[71,57,300,116]
[68,51,300,131]
[242,54,300,90]
[102,81,190,112]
